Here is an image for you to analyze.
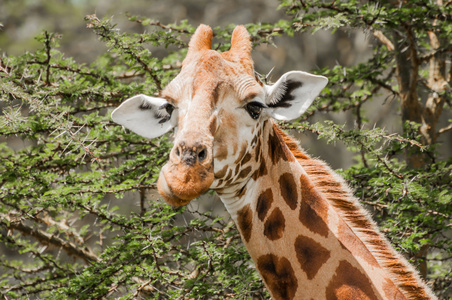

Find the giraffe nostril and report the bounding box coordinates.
[198,148,207,162]
[175,147,181,158]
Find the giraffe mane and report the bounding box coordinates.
[272,123,435,300]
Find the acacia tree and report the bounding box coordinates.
[0,1,451,299]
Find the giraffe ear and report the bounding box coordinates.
[265,71,328,121]
[111,94,177,139]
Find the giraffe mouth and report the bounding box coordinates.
[157,162,214,207]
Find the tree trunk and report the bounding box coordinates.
[393,28,428,169]
[392,16,448,278]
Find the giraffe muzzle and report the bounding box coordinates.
[157,140,214,207]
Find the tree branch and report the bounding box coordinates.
[85,14,162,91]
[438,124,452,135]
[373,30,395,51]
[1,213,99,263]
[133,19,191,34]
[44,31,52,86]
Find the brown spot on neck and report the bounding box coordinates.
[279,172,298,210]
[234,163,240,176]
[240,152,252,166]
[294,235,331,280]
[237,166,252,180]
[257,254,298,300]
[267,123,295,165]
[299,174,330,238]
[214,165,228,179]
[254,136,261,159]
[252,157,268,181]
[251,133,258,146]
[256,188,273,221]
[237,204,253,243]
[235,184,247,198]
[326,260,379,300]
[264,208,285,241]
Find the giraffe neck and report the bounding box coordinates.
[216,121,433,300]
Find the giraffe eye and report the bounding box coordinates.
[245,101,266,120]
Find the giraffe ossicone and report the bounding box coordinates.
[112,24,436,300]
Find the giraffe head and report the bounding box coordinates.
[112,24,327,207]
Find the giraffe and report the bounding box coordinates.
[111,25,436,299]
